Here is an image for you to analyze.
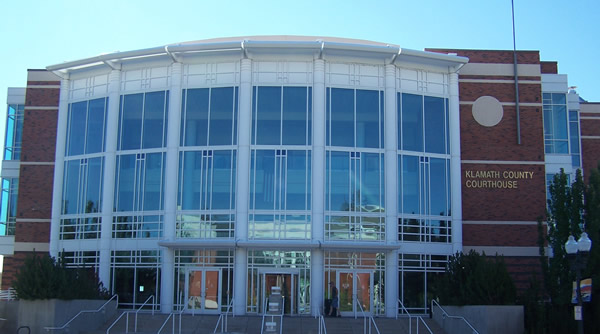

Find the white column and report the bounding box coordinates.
[234,58,252,315]
[449,71,463,253]
[384,64,399,317]
[161,62,183,313]
[99,70,121,287]
[310,58,326,317]
[49,78,70,259]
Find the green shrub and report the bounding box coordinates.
[433,250,516,305]
[13,253,109,300]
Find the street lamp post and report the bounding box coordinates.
[565,232,592,334]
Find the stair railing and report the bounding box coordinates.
[158,292,186,334]
[213,294,234,333]
[397,299,432,334]
[261,296,285,334]
[354,295,380,334]
[45,294,118,332]
[106,311,132,334]
[0,288,16,300]
[317,314,327,334]
[134,295,155,332]
[431,299,480,334]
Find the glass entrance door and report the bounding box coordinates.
[186,269,221,314]
[261,273,298,315]
[336,271,373,316]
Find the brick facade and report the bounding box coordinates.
[3,70,59,288]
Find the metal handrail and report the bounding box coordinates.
[134,295,155,332]
[0,288,16,300]
[213,295,235,333]
[396,299,412,334]
[45,294,118,331]
[318,315,327,334]
[354,295,380,334]
[158,293,186,334]
[415,316,433,334]
[261,296,285,334]
[106,311,131,334]
[431,299,480,334]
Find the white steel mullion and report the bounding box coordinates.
[207,88,212,145]
[280,87,284,145]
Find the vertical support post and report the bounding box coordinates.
[449,71,463,253]
[384,64,399,317]
[311,58,326,317]
[99,69,121,287]
[234,58,252,315]
[50,78,70,259]
[161,62,183,313]
[512,0,522,145]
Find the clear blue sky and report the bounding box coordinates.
[1,0,599,131]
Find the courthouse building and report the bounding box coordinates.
[1,36,598,317]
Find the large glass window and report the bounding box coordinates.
[250,150,311,211]
[114,153,165,212]
[569,110,581,167]
[0,178,18,235]
[399,254,448,313]
[398,155,451,243]
[398,93,448,153]
[252,87,312,146]
[113,215,164,239]
[118,91,168,151]
[249,150,311,240]
[178,150,236,211]
[181,87,238,146]
[326,151,384,212]
[62,157,104,215]
[111,250,161,309]
[543,93,569,154]
[327,88,383,148]
[4,104,24,160]
[325,151,384,241]
[65,98,108,156]
[60,157,103,240]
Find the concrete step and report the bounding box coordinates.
[84,312,449,334]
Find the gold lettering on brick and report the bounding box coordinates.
[464,169,534,189]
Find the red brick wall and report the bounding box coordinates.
[21,109,57,162]
[460,106,544,161]
[462,164,546,221]
[580,118,600,137]
[25,88,59,107]
[540,61,558,74]
[425,49,540,64]
[3,70,60,288]
[463,224,539,247]
[582,140,600,182]
[459,82,541,103]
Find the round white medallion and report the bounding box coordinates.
[472,96,503,127]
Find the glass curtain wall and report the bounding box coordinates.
[61,98,108,240]
[4,104,24,160]
[0,178,18,235]
[177,87,238,240]
[325,88,385,241]
[249,87,312,240]
[543,93,569,154]
[111,91,168,308]
[397,93,451,243]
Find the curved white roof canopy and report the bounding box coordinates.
[47,35,468,76]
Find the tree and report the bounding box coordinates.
[434,250,516,305]
[13,253,109,300]
[533,166,600,333]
